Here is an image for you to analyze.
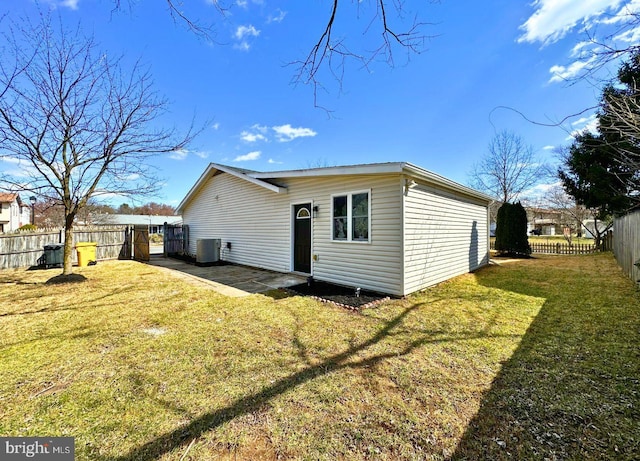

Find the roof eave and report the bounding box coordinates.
[251,162,404,179]
[402,163,494,203]
[177,163,287,213]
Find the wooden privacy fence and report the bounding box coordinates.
[613,211,640,283]
[0,227,131,269]
[163,223,189,256]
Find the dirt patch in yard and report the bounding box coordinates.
[45,274,88,284]
[287,280,390,309]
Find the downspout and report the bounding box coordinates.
[400,174,407,296]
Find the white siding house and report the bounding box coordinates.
[0,194,31,233]
[177,162,492,296]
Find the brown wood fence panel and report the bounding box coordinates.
[0,226,129,269]
[133,225,149,262]
[613,211,640,283]
[163,224,188,255]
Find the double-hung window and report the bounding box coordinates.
[332,190,370,242]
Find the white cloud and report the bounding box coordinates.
[241,131,267,142]
[548,55,597,82]
[233,25,260,51]
[267,9,287,23]
[211,122,220,130]
[601,0,640,23]
[614,25,640,42]
[0,156,23,165]
[523,181,564,200]
[44,0,79,9]
[518,0,624,45]
[234,151,261,162]
[169,149,189,160]
[542,145,555,150]
[234,42,251,52]
[240,124,269,142]
[0,156,38,178]
[566,113,599,139]
[235,25,260,40]
[570,41,591,57]
[61,0,79,9]
[168,149,208,160]
[272,124,317,142]
[268,158,283,164]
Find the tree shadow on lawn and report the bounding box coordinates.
[99,300,519,461]
[452,258,640,460]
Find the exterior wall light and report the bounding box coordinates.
[29,196,36,226]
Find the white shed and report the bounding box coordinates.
[177,162,492,296]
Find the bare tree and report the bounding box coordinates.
[0,15,191,276]
[577,9,640,80]
[112,0,435,109]
[599,53,640,188]
[469,130,547,203]
[544,184,612,247]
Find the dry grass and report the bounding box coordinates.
[0,255,638,460]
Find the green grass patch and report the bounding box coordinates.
[0,255,638,460]
[528,235,595,245]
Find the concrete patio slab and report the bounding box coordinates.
[146,255,306,297]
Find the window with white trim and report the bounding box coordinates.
[332,190,370,242]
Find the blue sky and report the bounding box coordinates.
[4,0,640,207]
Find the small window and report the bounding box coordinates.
[296,207,311,219]
[351,192,369,241]
[332,190,370,242]
[332,196,347,240]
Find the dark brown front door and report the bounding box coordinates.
[293,203,311,273]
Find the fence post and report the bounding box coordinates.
[163,222,168,258]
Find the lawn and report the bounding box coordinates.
[528,235,596,245]
[0,254,638,460]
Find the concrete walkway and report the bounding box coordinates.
[146,255,306,297]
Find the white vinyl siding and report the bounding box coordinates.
[181,168,490,297]
[182,173,292,272]
[403,182,489,295]
[306,177,401,295]
[181,172,404,295]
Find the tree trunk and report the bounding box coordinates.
[62,215,75,275]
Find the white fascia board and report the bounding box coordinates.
[402,163,494,203]
[176,163,287,213]
[213,164,288,194]
[252,161,492,203]
[250,162,405,179]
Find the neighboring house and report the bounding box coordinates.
[581,219,611,239]
[177,162,493,296]
[93,214,182,234]
[526,207,563,236]
[0,194,31,233]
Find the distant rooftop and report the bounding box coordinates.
[93,214,182,226]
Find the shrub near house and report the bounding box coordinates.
[495,202,531,256]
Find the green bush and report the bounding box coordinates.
[17,224,37,232]
[495,202,531,256]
